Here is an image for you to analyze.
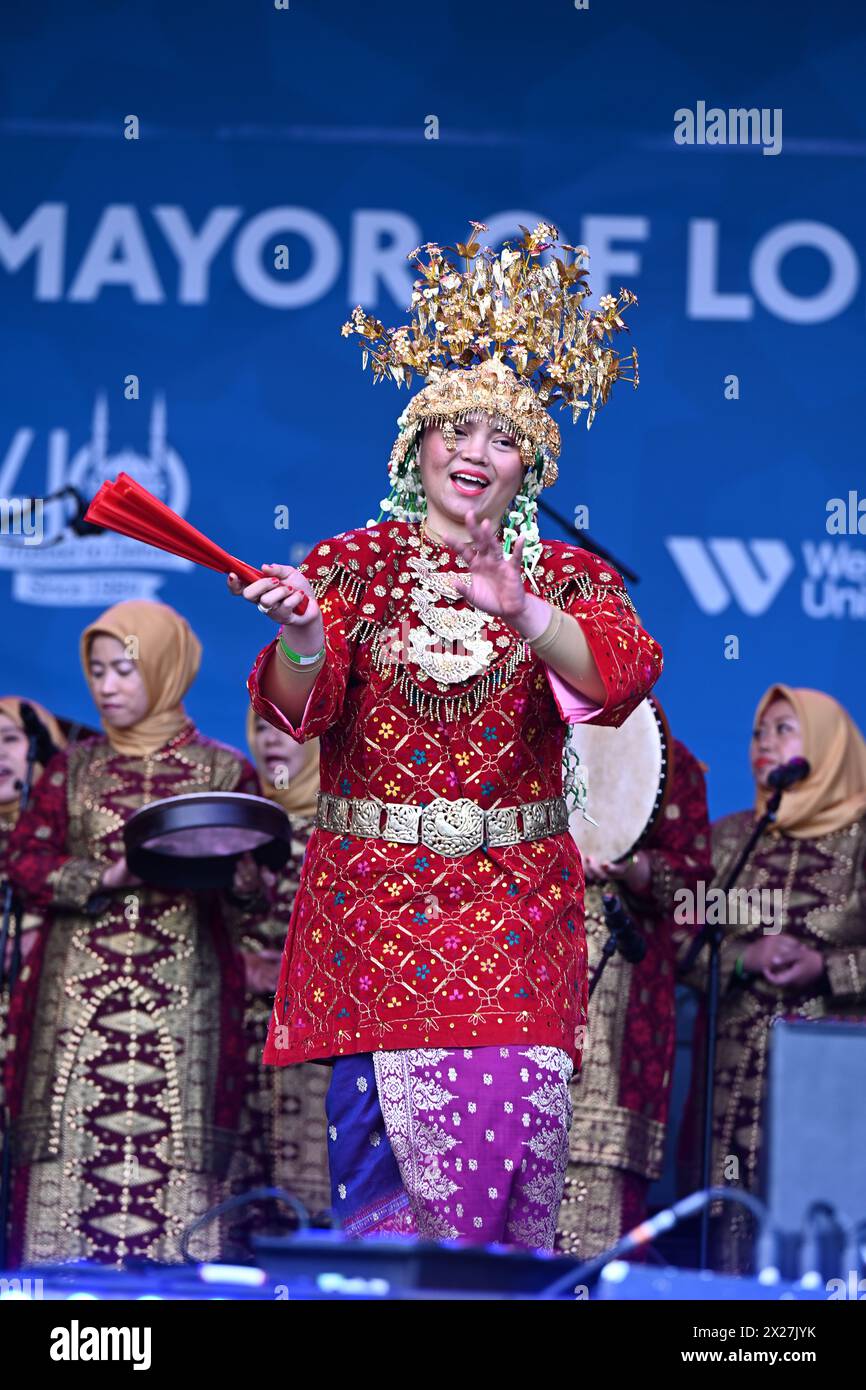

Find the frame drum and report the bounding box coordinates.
[566,696,670,864]
[124,791,292,890]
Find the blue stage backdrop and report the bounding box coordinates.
[1,1,864,818]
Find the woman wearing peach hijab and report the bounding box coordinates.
[681,685,866,1274]
[228,711,330,1233]
[4,600,258,1269]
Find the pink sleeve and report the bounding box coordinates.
[544,664,605,724]
[544,562,663,729]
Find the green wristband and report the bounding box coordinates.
[278,631,325,667]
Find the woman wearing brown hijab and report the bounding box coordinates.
[4,600,258,1268]
[680,684,866,1273]
[227,712,330,1234]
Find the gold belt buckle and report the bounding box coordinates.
[420,797,485,858]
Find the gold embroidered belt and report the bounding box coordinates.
[316,791,569,858]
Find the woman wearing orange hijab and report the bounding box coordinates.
[681,685,866,1273]
[4,601,258,1268]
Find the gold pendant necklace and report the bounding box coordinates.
[407,520,494,683]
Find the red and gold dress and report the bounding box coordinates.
[4,727,257,1267]
[556,738,713,1255]
[248,519,663,1070]
[229,807,331,1230]
[680,809,866,1273]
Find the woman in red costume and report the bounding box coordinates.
[0,697,67,1109]
[230,223,663,1248]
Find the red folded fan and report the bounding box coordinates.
[84,473,309,614]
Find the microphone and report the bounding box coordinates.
[767,757,810,791]
[7,486,106,536]
[602,893,647,964]
[47,485,105,535]
[19,701,60,767]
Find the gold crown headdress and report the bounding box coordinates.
[342,221,638,573]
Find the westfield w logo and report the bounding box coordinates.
[666,538,794,615]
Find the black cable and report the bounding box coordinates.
[179,1185,311,1263]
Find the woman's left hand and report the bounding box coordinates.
[764,944,825,990]
[451,511,528,622]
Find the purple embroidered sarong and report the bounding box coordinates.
[326,1044,573,1250]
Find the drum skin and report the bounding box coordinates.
[124,791,292,890]
[566,696,670,864]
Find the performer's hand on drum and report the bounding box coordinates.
[582,850,652,893]
[602,850,652,894]
[227,563,325,647]
[101,856,143,890]
[582,852,608,884]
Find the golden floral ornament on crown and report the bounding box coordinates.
[341,220,638,575]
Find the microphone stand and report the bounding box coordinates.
[588,893,647,1000]
[0,725,41,1270]
[536,497,639,585]
[538,1186,770,1299]
[678,785,783,1271]
[0,486,104,556]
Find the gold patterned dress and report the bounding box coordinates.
[680,810,866,1272]
[1,808,18,1112]
[4,727,257,1267]
[556,738,712,1255]
[229,809,331,1236]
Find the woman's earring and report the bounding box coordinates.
[441,420,457,452]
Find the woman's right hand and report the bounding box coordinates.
[241,948,283,996]
[227,564,325,654]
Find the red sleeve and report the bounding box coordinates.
[234,758,261,798]
[638,739,714,920]
[6,748,105,911]
[246,559,359,744]
[543,547,663,728]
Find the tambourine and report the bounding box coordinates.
[124,791,292,890]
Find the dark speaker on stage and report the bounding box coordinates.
[764,1018,866,1274]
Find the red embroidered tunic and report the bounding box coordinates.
[247,520,663,1068]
